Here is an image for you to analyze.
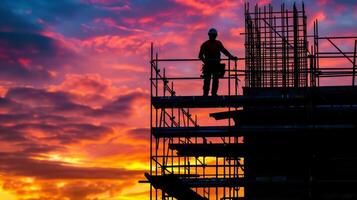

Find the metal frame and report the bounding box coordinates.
[149,43,242,199]
[146,2,357,200]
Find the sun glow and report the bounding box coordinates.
[31,153,83,166]
[0,182,16,200]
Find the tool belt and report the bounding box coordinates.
[201,63,226,78]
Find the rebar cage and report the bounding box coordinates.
[245,3,308,88]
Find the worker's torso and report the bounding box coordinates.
[202,40,222,62]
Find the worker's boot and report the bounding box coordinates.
[203,76,211,96]
[211,76,219,96]
[203,90,209,96]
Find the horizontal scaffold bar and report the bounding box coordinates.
[151,95,306,109]
[210,106,357,124]
[145,173,208,200]
[152,86,357,109]
[152,124,356,138]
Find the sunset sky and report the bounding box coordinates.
[0,0,357,199]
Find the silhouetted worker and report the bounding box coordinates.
[199,28,237,96]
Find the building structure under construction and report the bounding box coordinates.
[143,3,357,200]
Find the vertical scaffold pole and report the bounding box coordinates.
[353,40,357,86]
[155,51,159,199]
[293,3,299,87]
[150,42,153,200]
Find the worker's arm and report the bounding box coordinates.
[219,42,238,60]
[198,43,205,62]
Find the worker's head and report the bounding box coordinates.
[208,28,217,40]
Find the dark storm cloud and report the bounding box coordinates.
[12,123,112,145]
[0,97,25,112]
[0,87,145,148]
[48,123,113,144]
[0,1,79,82]
[127,128,149,140]
[0,2,40,32]
[0,126,27,142]
[2,0,84,24]
[0,32,58,56]
[5,87,145,118]
[5,87,96,117]
[0,5,60,82]
[20,143,62,154]
[6,87,71,106]
[0,61,54,82]
[0,31,75,82]
[0,120,113,145]
[0,113,33,124]
[94,91,145,117]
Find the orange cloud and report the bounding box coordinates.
[0,86,7,97]
[1,177,141,200]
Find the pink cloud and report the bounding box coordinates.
[49,74,122,107]
[0,86,7,97]
[313,11,326,21]
[93,17,146,33]
[174,0,243,16]
[308,11,327,28]
[230,27,244,37]
[41,31,81,53]
[80,29,189,57]
[81,35,148,55]
[317,0,329,6]
[17,58,31,67]
[138,17,155,24]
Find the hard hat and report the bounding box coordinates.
[208,28,218,35]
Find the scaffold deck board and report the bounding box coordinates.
[169,143,244,157]
[153,124,356,138]
[210,106,357,124]
[169,140,357,157]
[152,126,240,138]
[144,173,208,200]
[182,178,243,187]
[152,86,357,109]
[151,95,306,109]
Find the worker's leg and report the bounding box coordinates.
[203,71,211,96]
[211,72,220,96]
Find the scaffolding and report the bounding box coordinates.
[147,48,243,199]
[144,2,357,200]
[245,3,308,88]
